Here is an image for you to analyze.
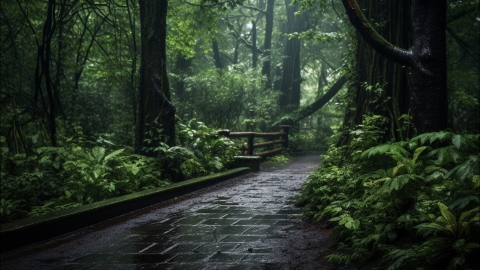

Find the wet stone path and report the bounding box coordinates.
[1,153,331,270]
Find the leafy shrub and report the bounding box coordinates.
[0,120,240,222]
[264,154,290,164]
[175,119,237,177]
[298,130,480,269]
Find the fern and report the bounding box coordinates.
[412,131,455,145]
[104,148,125,162]
[445,154,479,181]
[300,131,480,269]
[386,174,423,193]
[361,142,410,160]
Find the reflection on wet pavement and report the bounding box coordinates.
[1,154,327,270]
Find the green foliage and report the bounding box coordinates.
[264,154,290,164]
[179,67,280,131]
[175,119,238,178]
[0,121,239,222]
[298,130,480,269]
[289,125,333,152]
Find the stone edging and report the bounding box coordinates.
[0,167,251,252]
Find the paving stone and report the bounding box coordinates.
[201,219,237,226]
[215,225,251,234]
[0,154,326,270]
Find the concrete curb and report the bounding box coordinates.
[0,167,251,252]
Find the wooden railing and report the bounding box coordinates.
[217,125,290,157]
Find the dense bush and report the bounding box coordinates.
[297,120,480,269]
[0,120,239,222]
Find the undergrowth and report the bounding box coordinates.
[0,120,237,222]
[263,154,291,164]
[297,118,480,269]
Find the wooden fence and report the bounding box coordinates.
[217,125,290,157]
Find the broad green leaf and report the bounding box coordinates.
[388,174,412,192]
[452,135,462,149]
[458,207,479,225]
[131,165,140,175]
[412,146,428,164]
[415,223,451,234]
[40,156,51,164]
[438,202,457,229]
[92,147,105,162]
[104,148,125,162]
[473,175,480,189]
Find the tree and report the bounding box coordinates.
[279,0,303,110]
[135,0,176,155]
[261,0,275,87]
[337,0,413,145]
[341,0,448,134]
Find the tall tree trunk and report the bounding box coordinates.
[280,0,303,110]
[127,0,138,130]
[135,0,176,155]
[174,56,192,98]
[53,2,66,118]
[251,20,258,68]
[34,0,57,146]
[212,39,223,68]
[341,0,447,134]
[261,0,274,87]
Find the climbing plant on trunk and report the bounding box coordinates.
[341,0,448,134]
[338,0,413,146]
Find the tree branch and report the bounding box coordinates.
[341,0,413,67]
[223,18,263,54]
[273,75,347,126]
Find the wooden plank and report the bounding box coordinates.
[255,148,283,157]
[228,132,254,138]
[253,132,285,137]
[227,132,285,138]
[253,139,285,148]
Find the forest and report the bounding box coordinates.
[1,0,479,269]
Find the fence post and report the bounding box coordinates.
[279,125,290,149]
[248,133,254,155]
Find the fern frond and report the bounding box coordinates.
[412,146,430,164]
[452,134,480,150]
[425,170,445,182]
[91,147,105,162]
[386,174,422,193]
[445,154,479,181]
[424,145,461,165]
[361,143,409,160]
[412,131,454,145]
[104,148,126,162]
[384,248,419,270]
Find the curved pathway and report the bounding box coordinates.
[1,153,332,270]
